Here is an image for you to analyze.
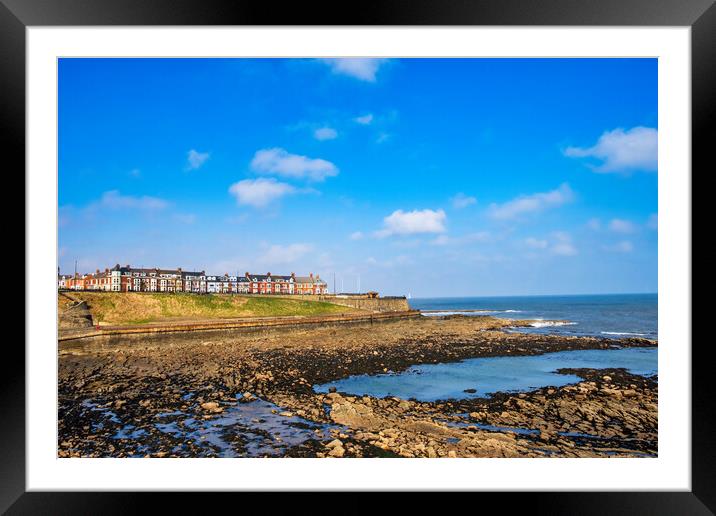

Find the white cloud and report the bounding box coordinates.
[186,149,210,170]
[525,232,578,256]
[552,243,578,256]
[320,58,388,82]
[258,243,313,265]
[350,231,364,241]
[376,132,391,144]
[551,232,578,256]
[525,237,548,249]
[94,190,169,211]
[606,240,634,253]
[375,209,447,238]
[564,126,657,173]
[451,193,477,209]
[488,183,574,220]
[250,147,338,181]
[354,114,374,125]
[228,178,297,208]
[314,127,338,141]
[609,218,637,234]
[647,213,658,230]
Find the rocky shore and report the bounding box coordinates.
[58,315,657,458]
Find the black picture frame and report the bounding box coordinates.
[4,0,709,512]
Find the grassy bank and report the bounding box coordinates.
[58,292,359,325]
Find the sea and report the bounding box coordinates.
[410,293,657,340]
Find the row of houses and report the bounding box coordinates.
[58,264,329,295]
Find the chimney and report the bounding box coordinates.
[125,264,130,269]
[105,268,109,273]
[178,267,182,272]
[291,272,295,279]
[267,272,271,277]
[309,272,313,279]
[96,269,100,274]
[224,272,228,277]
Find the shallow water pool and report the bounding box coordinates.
[314,347,657,402]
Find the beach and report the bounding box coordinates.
[58,314,657,458]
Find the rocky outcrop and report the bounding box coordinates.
[58,315,657,458]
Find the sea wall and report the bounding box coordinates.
[318,295,410,312]
[261,293,410,312]
[58,309,421,344]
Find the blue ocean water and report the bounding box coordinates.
[315,347,657,402]
[410,293,657,339]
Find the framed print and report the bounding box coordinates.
[5,0,711,512]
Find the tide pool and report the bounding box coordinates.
[315,347,657,402]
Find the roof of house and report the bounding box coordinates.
[295,275,327,285]
[246,273,293,281]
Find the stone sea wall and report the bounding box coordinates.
[265,294,411,312]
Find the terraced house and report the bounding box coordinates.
[60,265,328,295]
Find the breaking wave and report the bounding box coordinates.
[528,320,577,328]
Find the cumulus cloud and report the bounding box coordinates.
[525,232,578,256]
[374,209,447,238]
[564,126,657,173]
[250,147,338,182]
[314,127,338,141]
[647,213,658,230]
[350,231,364,241]
[93,190,169,211]
[609,218,637,234]
[228,178,297,208]
[451,193,477,209]
[488,183,574,220]
[186,149,210,170]
[320,58,388,82]
[258,243,313,265]
[354,114,374,125]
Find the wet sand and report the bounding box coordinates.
[58,315,657,458]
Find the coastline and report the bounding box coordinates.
[58,315,657,458]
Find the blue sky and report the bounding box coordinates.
[58,58,657,297]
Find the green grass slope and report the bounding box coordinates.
[58,292,359,325]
